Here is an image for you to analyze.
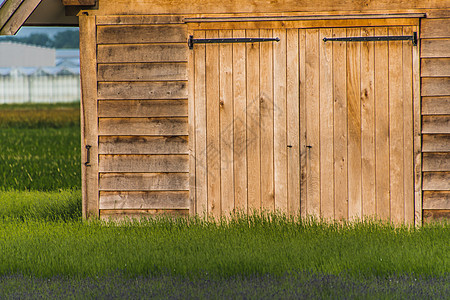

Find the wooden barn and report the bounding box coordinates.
[1,0,449,224]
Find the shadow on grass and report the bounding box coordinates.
[1,272,449,299]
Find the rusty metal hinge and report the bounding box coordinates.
[188,35,280,49]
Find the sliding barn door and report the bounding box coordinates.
[190,24,417,224]
[303,26,416,224]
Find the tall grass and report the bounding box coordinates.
[0,213,448,279]
[0,103,80,190]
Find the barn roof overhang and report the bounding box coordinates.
[0,0,96,35]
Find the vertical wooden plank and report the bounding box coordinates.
[80,15,98,219]
[361,27,376,219]
[347,27,362,220]
[412,26,422,226]
[273,29,288,213]
[246,29,261,213]
[219,30,235,217]
[299,29,308,219]
[319,28,334,220]
[188,29,196,216]
[389,27,405,224]
[233,29,248,213]
[374,27,390,221]
[332,28,348,221]
[403,26,414,225]
[206,30,221,218]
[305,29,320,217]
[287,29,300,216]
[194,30,207,216]
[259,29,275,212]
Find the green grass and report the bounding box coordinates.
[0,212,449,279]
[0,103,80,191]
[0,102,449,298]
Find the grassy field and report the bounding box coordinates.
[0,103,449,299]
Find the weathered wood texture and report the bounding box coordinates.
[420,17,450,220]
[81,17,191,216]
[80,15,99,218]
[99,191,189,209]
[91,1,449,15]
[99,209,189,221]
[190,22,416,224]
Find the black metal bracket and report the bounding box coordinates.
[323,32,417,46]
[188,35,280,49]
[85,145,91,167]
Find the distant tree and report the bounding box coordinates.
[52,30,79,49]
[23,33,53,47]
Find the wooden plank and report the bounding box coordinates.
[97,25,187,44]
[188,28,196,216]
[98,117,188,136]
[423,153,450,171]
[319,28,334,220]
[97,44,188,63]
[219,30,235,216]
[360,27,376,219]
[403,26,414,224]
[423,209,450,223]
[206,30,221,218]
[412,24,422,226]
[97,81,187,100]
[62,0,96,5]
[421,39,450,58]
[287,28,300,216]
[423,172,450,190]
[388,27,405,224]
[299,29,307,218]
[422,97,450,115]
[194,31,207,215]
[188,19,419,30]
[98,136,188,154]
[305,29,320,217]
[332,28,348,221]
[90,1,450,15]
[422,134,450,152]
[422,78,450,96]
[374,27,390,221]
[98,63,187,82]
[100,209,189,221]
[0,0,41,35]
[422,116,450,133]
[232,29,248,213]
[98,100,188,117]
[79,15,98,219]
[185,15,424,23]
[421,19,450,38]
[260,28,275,212]
[421,59,450,77]
[273,29,288,213]
[96,15,185,25]
[423,191,450,209]
[0,0,25,30]
[99,191,189,209]
[347,27,362,221]
[99,154,189,172]
[99,173,189,191]
[246,29,261,213]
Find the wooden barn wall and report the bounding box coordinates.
[76,2,450,223]
[81,15,190,220]
[420,17,450,223]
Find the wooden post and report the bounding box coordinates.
[80,14,99,218]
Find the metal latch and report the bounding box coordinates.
[323,32,417,46]
[188,35,280,49]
